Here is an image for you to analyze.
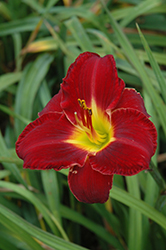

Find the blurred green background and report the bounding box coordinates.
[0,0,166,249]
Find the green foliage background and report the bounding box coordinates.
[0,0,166,249]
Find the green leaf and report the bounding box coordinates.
[120,0,162,27]
[64,16,94,52]
[23,37,58,53]
[100,0,166,136]
[14,53,54,135]
[0,72,22,92]
[0,170,10,179]
[0,180,68,240]
[127,33,166,47]
[0,131,28,188]
[0,204,88,250]
[47,5,103,30]
[21,0,43,12]
[0,104,31,125]
[126,176,142,250]
[0,2,11,20]
[110,186,166,231]
[87,28,120,55]
[60,205,125,250]
[0,206,44,250]
[42,170,62,224]
[149,160,166,191]
[0,235,18,250]
[45,0,59,10]
[12,33,22,72]
[136,49,166,66]
[39,80,52,107]
[137,24,166,103]
[44,20,75,59]
[143,93,163,200]
[0,17,43,36]
[92,203,121,236]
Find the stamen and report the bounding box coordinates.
[74,112,80,125]
[78,99,83,108]
[86,109,91,129]
[88,108,92,116]
[81,108,86,126]
[74,111,91,134]
[75,99,107,145]
[81,100,87,110]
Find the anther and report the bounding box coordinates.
[78,99,82,107]
[88,108,92,116]
[81,100,87,110]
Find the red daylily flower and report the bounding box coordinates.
[16,52,157,204]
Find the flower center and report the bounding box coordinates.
[67,99,114,152]
[74,99,107,145]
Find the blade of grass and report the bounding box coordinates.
[120,0,162,27]
[47,5,103,30]
[22,19,44,55]
[149,160,166,191]
[21,0,44,12]
[14,53,54,135]
[92,203,121,237]
[137,24,166,103]
[39,80,52,108]
[136,49,166,66]
[45,0,59,10]
[44,20,76,59]
[127,33,166,47]
[0,2,11,20]
[142,90,160,248]
[0,170,10,179]
[0,131,28,188]
[64,16,94,52]
[0,17,43,36]
[0,156,22,165]
[100,0,166,136]
[0,210,44,250]
[87,28,121,55]
[0,180,69,240]
[12,33,22,72]
[41,170,62,225]
[0,226,29,247]
[0,204,88,250]
[126,176,142,250]
[60,205,125,250]
[0,235,18,250]
[0,72,22,92]
[0,104,31,125]
[110,186,166,231]
[22,38,58,53]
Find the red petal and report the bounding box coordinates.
[90,109,157,176]
[114,88,150,117]
[16,113,88,170]
[68,159,113,204]
[61,52,125,124]
[39,89,62,116]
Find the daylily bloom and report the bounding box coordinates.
[16,52,157,204]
